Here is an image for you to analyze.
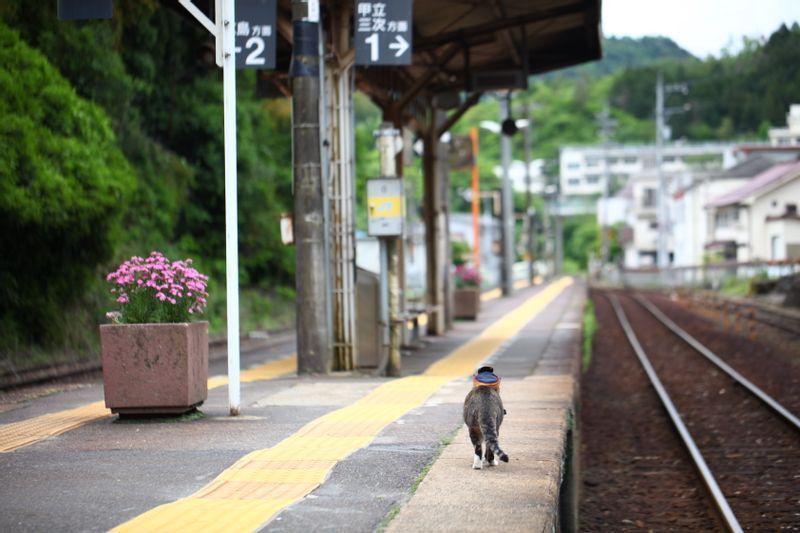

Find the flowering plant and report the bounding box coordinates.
[105,251,209,324]
[454,264,482,289]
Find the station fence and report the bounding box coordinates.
[601,259,800,290]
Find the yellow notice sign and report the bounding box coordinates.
[368,196,402,218]
[367,178,404,236]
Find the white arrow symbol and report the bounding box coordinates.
[388,35,409,57]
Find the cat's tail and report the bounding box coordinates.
[480,418,509,463]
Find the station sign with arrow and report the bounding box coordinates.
[355,0,413,66]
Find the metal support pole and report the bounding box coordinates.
[221,0,241,416]
[177,0,240,415]
[291,0,331,374]
[555,210,563,275]
[522,108,534,284]
[598,103,615,268]
[375,124,402,376]
[500,96,514,296]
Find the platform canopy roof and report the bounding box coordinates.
[268,0,602,115]
[359,0,602,107]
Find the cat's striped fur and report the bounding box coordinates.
[463,366,508,469]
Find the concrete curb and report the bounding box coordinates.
[386,282,585,532]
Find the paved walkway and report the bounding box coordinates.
[0,277,584,532]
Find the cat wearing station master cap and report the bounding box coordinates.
[463,365,508,469]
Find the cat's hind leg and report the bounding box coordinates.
[468,426,483,469]
[485,447,495,466]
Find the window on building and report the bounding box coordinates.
[566,162,580,170]
[567,178,580,186]
[715,208,739,227]
[586,175,601,184]
[624,157,637,164]
[643,188,657,208]
[586,157,599,167]
[608,157,618,165]
[663,156,676,163]
[649,221,658,229]
[787,203,798,215]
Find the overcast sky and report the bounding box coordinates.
[603,0,800,58]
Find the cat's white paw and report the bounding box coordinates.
[491,457,500,466]
[472,454,483,469]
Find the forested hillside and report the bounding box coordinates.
[1,0,798,361]
[0,2,296,360]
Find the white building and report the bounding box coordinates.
[768,104,800,147]
[620,169,676,268]
[559,142,737,197]
[671,157,775,266]
[706,159,800,261]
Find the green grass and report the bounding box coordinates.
[718,276,751,297]
[582,298,598,373]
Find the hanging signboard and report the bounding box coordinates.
[57,0,112,20]
[355,0,413,66]
[235,0,277,69]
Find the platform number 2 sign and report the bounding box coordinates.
[235,0,277,70]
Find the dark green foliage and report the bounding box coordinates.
[610,24,800,140]
[552,36,694,79]
[562,215,599,273]
[0,2,296,357]
[0,22,135,349]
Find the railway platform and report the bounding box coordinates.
[0,277,585,532]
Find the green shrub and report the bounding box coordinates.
[0,23,134,350]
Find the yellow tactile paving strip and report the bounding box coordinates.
[0,401,109,453]
[0,355,297,453]
[112,278,573,533]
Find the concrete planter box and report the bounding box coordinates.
[99,321,208,416]
[454,288,480,320]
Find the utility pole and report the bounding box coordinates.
[597,103,616,267]
[500,95,514,296]
[655,72,668,270]
[655,73,690,271]
[375,125,403,377]
[522,104,535,284]
[291,0,330,374]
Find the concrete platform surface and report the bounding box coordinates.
[0,277,585,533]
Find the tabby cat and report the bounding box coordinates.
[463,365,509,469]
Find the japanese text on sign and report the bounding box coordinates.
[235,0,277,70]
[355,0,413,65]
[356,2,408,33]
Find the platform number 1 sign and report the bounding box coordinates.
[235,0,277,69]
[355,0,413,66]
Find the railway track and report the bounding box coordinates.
[609,290,800,531]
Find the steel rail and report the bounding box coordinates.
[633,294,800,432]
[609,295,743,533]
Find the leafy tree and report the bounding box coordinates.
[0,23,135,349]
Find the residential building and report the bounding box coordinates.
[705,160,800,261]
[619,169,675,268]
[671,157,776,266]
[768,104,800,146]
[559,142,737,197]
